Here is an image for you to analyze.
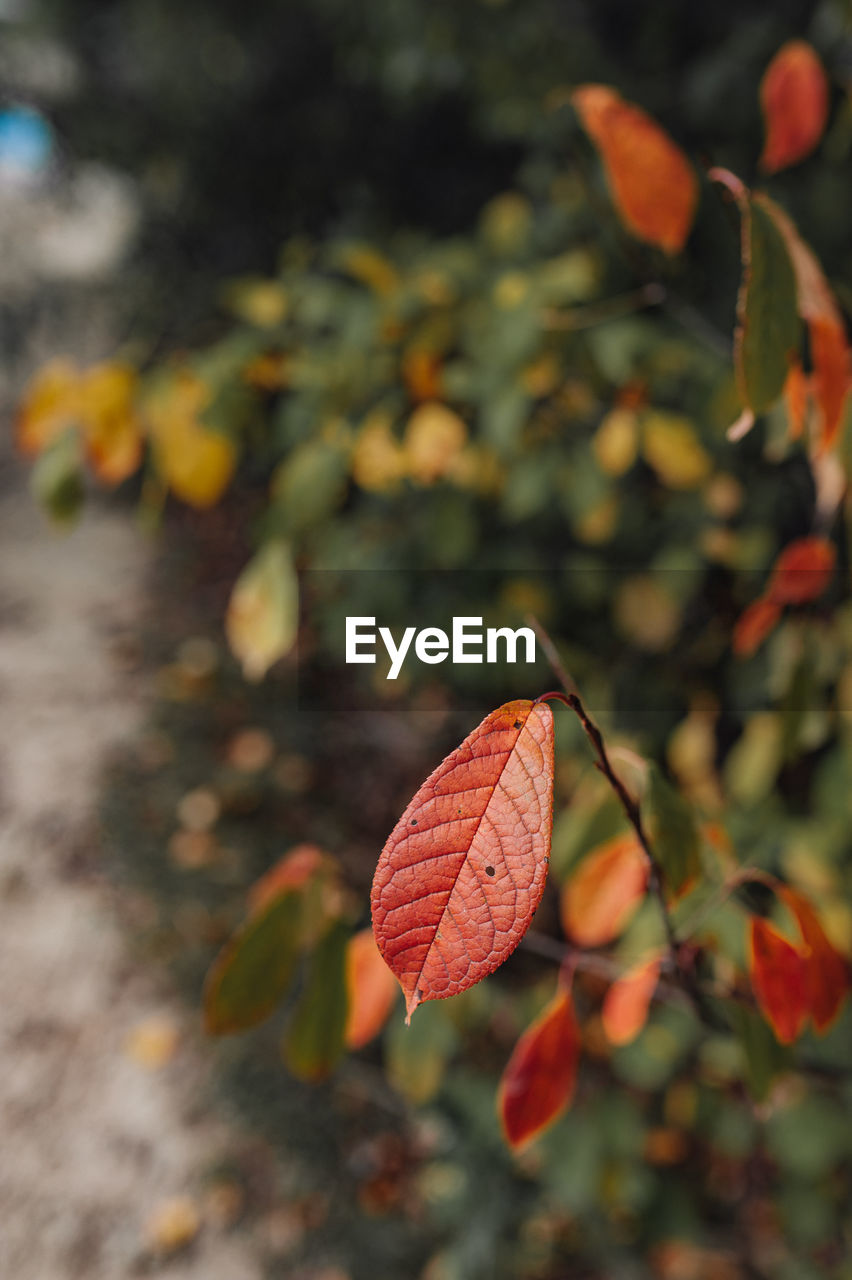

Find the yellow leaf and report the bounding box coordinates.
[226,541,299,681]
[225,278,288,327]
[593,408,638,476]
[351,411,406,493]
[78,362,143,485]
[642,411,712,489]
[614,576,680,651]
[479,192,533,253]
[145,369,236,508]
[145,1197,201,1254]
[16,358,81,456]
[337,244,399,297]
[404,402,467,484]
[124,1015,179,1069]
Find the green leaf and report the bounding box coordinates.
[203,890,303,1035]
[270,440,349,534]
[282,919,349,1081]
[726,1002,788,1101]
[384,999,458,1104]
[736,193,800,415]
[30,429,85,526]
[645,764,701,897]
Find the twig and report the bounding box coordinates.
[529,615,718,1025]
[541,282,666,332]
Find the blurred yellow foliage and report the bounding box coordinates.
[614,575,681,651]
[225,278,288,327]
[593,407,639,476]
[225,540,299,681]
[79,362,144,484]
[351,411,406,492]
[145,369,236,508]
[338,244,399,297]
[17,358,143,487]
[404,402,468,484]
[16,358,80,455]
[642,411,712,489]
[479,192,533,254]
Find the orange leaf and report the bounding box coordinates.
[371,699,555,1020]
[783,360,809,440]
[344,927,399,1049]
[749,916,810,1044]
[810,317,851,452]
[759,41,829,174]
[766,536,836,605]
[560,833,649,948]
[498,982,581,1151]
[602,951,662,1046]
[572,85,697,254]
[732,596,782,658]
[779,887,850,1033]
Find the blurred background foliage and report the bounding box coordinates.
[10,0,852,1276]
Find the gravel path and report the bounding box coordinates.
[0,444,267,1278]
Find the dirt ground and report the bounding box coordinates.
[0,460,282,1277]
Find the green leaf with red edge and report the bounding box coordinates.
[371,699,555,1021]
[749,916,810,1045]
[747,194,850,452]
[759,41,829,175]
[646,764,701,899]
[559,832,648,948]
[203,889,304,1034]
[282,919,349,1081]
[711,170,800,422]
[498,981,581,1151]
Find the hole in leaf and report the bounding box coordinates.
[486,865,495,876]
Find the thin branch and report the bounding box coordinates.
[529,616,719,1025]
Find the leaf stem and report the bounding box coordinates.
[529,616,715,1023]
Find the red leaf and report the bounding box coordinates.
[572,85,697,254]
[749,917,810,1044]
[759,41,829,175]
[602,951,663,1046]
[780,887,850,1033]
[560,833,649,948]
[732,596,782,658]
[344,927,400,1049]
[371,700,555,1020]
[767,536,836,605]
[498,982,581,1151]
